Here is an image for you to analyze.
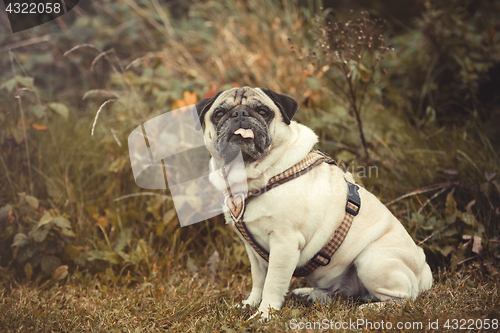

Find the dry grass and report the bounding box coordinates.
[0,269,498,332]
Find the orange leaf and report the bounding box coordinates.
[17,118,30,128]
[231,82,240,87]
[173,91,198,110]
[31,122,48,131]
[204,87,218,99]
[97,216,108,228]
[92,213,108,228]
[183,91,197,105]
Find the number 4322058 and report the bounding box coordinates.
[444,318,498,330]
[6,2,62,14]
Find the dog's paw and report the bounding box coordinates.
[293,287,315,297]
[234,302,254,311]
[247,303,280,322]
[248,310,268,322]
[358,299,402,312]
[235,297,260,310]
[358,302,386,312]
[293,287,332,303]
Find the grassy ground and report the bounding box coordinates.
[1,268,499,332]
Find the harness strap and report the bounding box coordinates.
[293,180,360,277]
[232,150,333,263]
[223,150,333,221]
[227,150,361,277]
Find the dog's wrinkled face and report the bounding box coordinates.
[210,97,275,163]
[194,87,299,164]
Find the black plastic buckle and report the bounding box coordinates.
[312,252,331,266]
[345,181,361,216]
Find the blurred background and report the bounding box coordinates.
[0,0,499,286]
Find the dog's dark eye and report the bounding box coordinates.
[215,111,225,120]
[258,109,268,118]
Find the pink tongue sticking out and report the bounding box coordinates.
[234,128,254,139]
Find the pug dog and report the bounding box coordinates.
[194,87,433,320]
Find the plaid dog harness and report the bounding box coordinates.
[222,150,361,277]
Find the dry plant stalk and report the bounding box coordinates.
[292,10,393,162]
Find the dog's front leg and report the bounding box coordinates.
[242,243,267,308]
[256,235,301,320]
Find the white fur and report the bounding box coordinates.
[203,88,433,320]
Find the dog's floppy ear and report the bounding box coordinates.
[192,91,223,130]
[260,88,299,125]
